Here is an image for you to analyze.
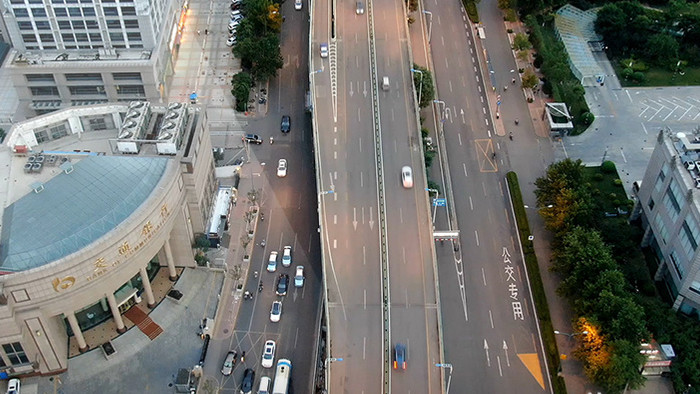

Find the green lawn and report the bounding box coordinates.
[581,165,630,214]
[613,62,700,87]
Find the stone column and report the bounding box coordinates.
[106,293,127,334]
[164,239,178,281]
[66,312,88,353]
[140,267,157,308]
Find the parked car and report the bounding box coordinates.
[221,350,237,375]
[270,300,282,322]
[295,0,302,10]
[226,36,237,47]
[242,133,263,144]
[282,245,292,267]
[356,1,364,14]
[276,274,290,296]
[267,251,278,272]
[280,115,291,133]
[277,159,287,177]
[6,379,20,394]
[401,166,413,188]
[320,43,329,58]
[261,340,276,368]
[294,265,305,288]
[240,368,255,394]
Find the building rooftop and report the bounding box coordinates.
[0,155,168,272]
[0,101,198,273]
[554,5,606,85]
[6,48,153,68]
[670,131,700,190]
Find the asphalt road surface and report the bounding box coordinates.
[312,0,441,392]
[420,0,551,391]
[203,0,323,392]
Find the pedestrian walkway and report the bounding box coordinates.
[124,306,164,341]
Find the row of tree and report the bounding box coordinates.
[535,158,700,393]
[230,0,285,111]
[595,1,700,69]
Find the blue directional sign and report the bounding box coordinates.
[433,198,447,207]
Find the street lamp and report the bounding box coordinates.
[325,357,344,391]
[554,330,588,338]
[426,188,439,224]
[423,10,433,42]
[410,68,423,107]
[435,363,453,394]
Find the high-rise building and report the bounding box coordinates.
[0,0,188,116]
[634,131,700,316]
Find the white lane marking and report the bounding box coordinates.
[449,80,453,92]
[403,247,407,265]
[334,151,337,159]
[363,337,367,359]
[497,356,503,376]
[333,239,337,249]
[475,230,479,246]
[482,267,487,286]
[641,122,648,135]
[469,196,473,210]
[363,245,366,265]
[399,207,404,223]
[441,36,445,46]
[463,163,468,177]
[294,327,299,348]
[359,136,362,153]
[445,57,449,69]
[360,171,364,187]
[334,137,337,145]
[489,310,494,328]
[364,289,367,310]
[333,214,337,224]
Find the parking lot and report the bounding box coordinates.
[554,52,700,196]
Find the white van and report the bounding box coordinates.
[382,76,390,91]
[257,376,271,394]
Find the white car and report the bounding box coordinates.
[282,245,292,267]
[226,36,237,46]
[294,265,305,288]
[277,159,287,177]
[261,340,276,368]
[6,379,20,394]
[270,301,282,322]
[295,0,302,10]
[320,43,329,58]
[401,166,413,188]
[267,251,278,272]
[228,20,240,31]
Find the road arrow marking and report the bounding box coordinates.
[461,108,465,124]
[503,341,510,367]
[349,82,354,97]
[484,339,491,366]
[353,207,358,230]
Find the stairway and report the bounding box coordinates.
[124,306,163,340]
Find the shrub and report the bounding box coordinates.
[601,161,617,174]
[592,173,604,181]
[581,111,595,125]
[421,127,430,138]
[632,71,646,82]
[621,67,634,80]
[613,178,623,186]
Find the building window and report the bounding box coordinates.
[17,21,33,30]
[85,20,98,29]
[68,7,81,17]
[71,20,85,29]
[89,33,102,42]
[116,85,145,96]
[87,117,107,130]
[35,20,50,30]
[113,72,142,82]
[106,20,121,29]
[22,34,37,43]
[121,6,136,16]
[690,282,700,296]
[2,342,29,365]
[65,73,102,82]
[62,33,75,42]
[13,9,29,18]
[648,197,655,211]
[654,213,669,245]
[32,8,47,17]
[49,124,68,139]
[669,251,684,279]
[663,185,682,222]
[35,129,49,143]
[39,34,55,43]
[126,32,141,41]
[26,74,56,83]
[68,86,105,95]
[103,7,119,16]
[110,32,124,42]
[75,33,88,42]
[30,86,59,96]
[82,7,95,16]
[655,166,667,193]
[679,216,699,258]
[123,19,139,29]
[58,21,71,29]
[54,7,67,17]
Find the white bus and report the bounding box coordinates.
[272,358,292,394]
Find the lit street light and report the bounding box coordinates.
[554,330,588,338]
[325,357,344,392]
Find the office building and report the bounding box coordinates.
[0,100,217,375]
[634,131,700,316]
[0,0,187,116]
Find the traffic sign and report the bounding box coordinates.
[433,198,447,207]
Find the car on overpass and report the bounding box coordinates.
[401,166,413,188]
[393,343,407,370]
[320,43,328,58]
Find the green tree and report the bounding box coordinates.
[554,227,617,297]
[231,71,253,112]
[266,3,283,33]
[521,69,539,89]
[513,33,531,51]
[645,33,680,67]
[596,340,647,393]
[233,32,283,82]
[411,64,435,108]
[594,291,647,343]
